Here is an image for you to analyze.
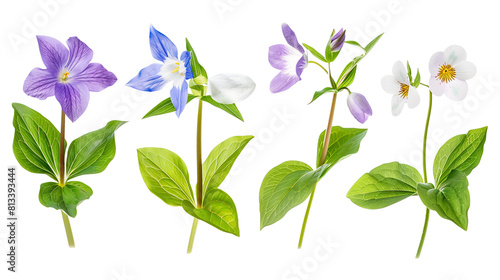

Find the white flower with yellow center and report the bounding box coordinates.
[381,61,420,116]
[429,45,476,101]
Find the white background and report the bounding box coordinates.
[1,0,499,279]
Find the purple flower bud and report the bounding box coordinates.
[330,29,346,52]
[347,92,372,124]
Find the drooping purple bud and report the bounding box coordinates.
[330,29,346,52]
[347,92,372,124]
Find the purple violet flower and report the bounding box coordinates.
[23,36,117,122]
[330,29,346,52]
[268,23,308,93]
[347,92,372,124]
[127,26,193,117]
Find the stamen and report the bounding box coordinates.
[171,67,180,73]
[399,82,409,98]
[62,71,69,81]
[437,64,456,83]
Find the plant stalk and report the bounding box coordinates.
[61,211,75,248]
[298,91,338,248]
[416,91,433,258]
[188,99,204,254]
[59,111,75,248]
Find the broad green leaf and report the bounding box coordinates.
[364,33,383,54]
[302,43,327,62]
[433,127,487,186]
[12,103,65,181]
[344,40,364,50]
[66,121,126,180]
[417,170,470,230]
[338,65,357,88]
[202,136,254,197]
[260,161,327,229]
[182,189,239,236]
[186,38,208,79]
[39,181,93,218]
[347,162,422,209]
[316,126,367,175]
[143,94,197,119]
[309,87,336,104]
[201,96,244,122]
[137,148,195,206]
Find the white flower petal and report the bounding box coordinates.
[444,79,468,101]
[381,75,400,94]
[429,76,446,96]
[454,61,476,81]
[209,73,256,104]
[392,61,409,84]
[391,94,406,116]
[407,86,420,108]
[429,51,444,75]
[444,45,466,65]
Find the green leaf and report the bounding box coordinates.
[143,95,197,119]
[137,148,195,207]
[302,43,326,62]
[338,65,357,88]
[309,87,336,104]
[345,40,364,50]
[325,29,340,62]
[347,162,422,209]
[413,69,421,88]
[202,136,254,197]
[189,79,207,97]
[186,38,208,79]
[364,33,383,54]
[182,189,239,236]
[201,96,244,122]
[417,170,470,230]
[316,126,367,176]
[259,161,326,229]
[39,181,93,218]
[433,127,488,186]
[12,103,65,181]
[406,61,413,84]
[66,121,126,180]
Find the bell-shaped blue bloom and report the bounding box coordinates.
[127,26,193,117]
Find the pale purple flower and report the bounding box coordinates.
[23,36,117,122]
[127,26,193,117]
[347,92,372,123]
[381,61,420,116]
[429,45,476,101]
[330,29,346,52]
[268,23,308,93]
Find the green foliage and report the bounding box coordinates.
[39,181,93,218]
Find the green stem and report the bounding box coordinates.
[419,82,429,88]
[187,218,199,254]
[59,111,74,248]
[308,61,328,74]
[187,99,204,254]
[61,211,74,248]
[298,91,338,249]
[416,91,433,259]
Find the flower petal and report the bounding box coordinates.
[170,80,188,117]
[407,86,420,108]
[429,51,445,75]
[23,68,57,99]
[454,61,476,81]
[76,63,117,92]
[36,35,69,76]
[150,25,178,62]
[444,45,466,65]
[444,80,468,101]
[270,71,300,93]
[268,44,301,71]
[296,55,307,78]
[180,51,193,80]
[429,76,446,97]
[126,64,166,92]
[55,82,90,122]
[347,93,372,124]
[392,61,409,84]
[381,75,400,94]
[66,37,93,75]
[209,73,256,104]
[281,23,304,53]
[391,94,406,116]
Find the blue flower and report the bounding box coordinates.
[127,26,193,117]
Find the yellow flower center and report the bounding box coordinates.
[61,71,70,81]
[399,82,409,98]
[437,64,456,83]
